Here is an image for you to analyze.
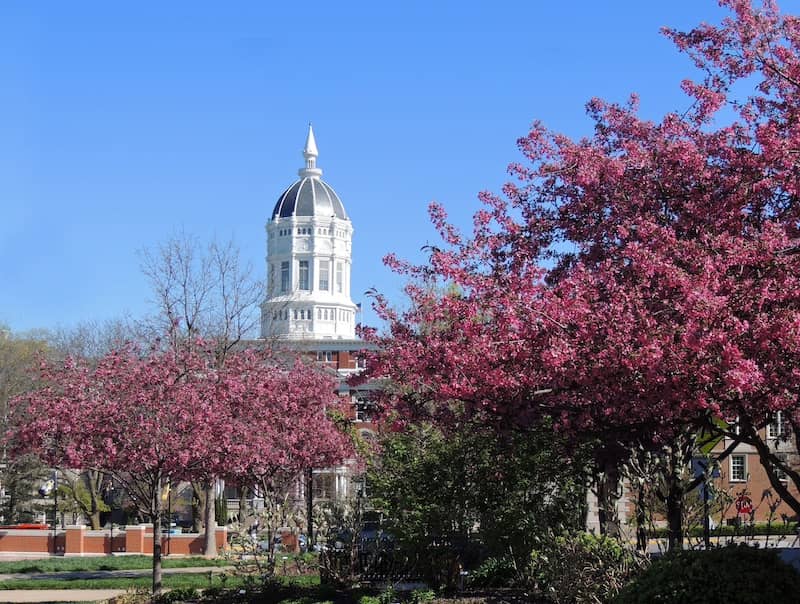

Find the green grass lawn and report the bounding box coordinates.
[0,555,345,603]
[0,555,231,574]
[0,567,321,591]
[0,571,390,604]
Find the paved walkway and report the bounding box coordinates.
[0,588,125,602]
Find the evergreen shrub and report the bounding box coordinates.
[614,544,800,604]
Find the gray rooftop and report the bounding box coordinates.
[271,177,348,220]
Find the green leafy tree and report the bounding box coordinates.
[0,328,50,524]
[368,419,590,587]
[58,470,109,530]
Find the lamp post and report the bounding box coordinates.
[306,467,313,551]
[52,470,58,554]
[103,479,115,555]
[166,481,172,557]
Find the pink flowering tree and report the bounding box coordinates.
[8,344,353,594]
[212,352,353,490]
[218,352,354,567]
[365,0,800,549]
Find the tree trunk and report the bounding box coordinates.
[191,482,204,533]
[203,481,217,557]
[152,475,164,595]
[665,468,683,551]
[597,465,620,538]
[86,473,102,530]
[238,485,251,527]
[750,429,800,516]
[635,486,647,551]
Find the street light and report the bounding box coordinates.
[43,470,58,554]
[306,467,314,551]
[103,479,115,554]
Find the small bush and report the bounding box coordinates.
[108,588,152,604]
[410,588,436,603]
[531,532,649,603]
[614,544,800,604]
[468,557,518,588]
[378,587,397,604]
[153,587,200,603]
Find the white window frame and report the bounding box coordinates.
[730,454,747,482]
[299,260,310,291]
[726,415,741,435]
[773,452,788,482]
[312,473,335,499]
[319,260,330,291]
[280,261,290,293]
[767,411,788,439]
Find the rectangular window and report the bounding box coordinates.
[773,452,788,481]
[281,261,290,292]
[767,411,788,439]
[355,477,369,499]
[319,260,329,291]
[316,351,334,362]
[269,264,275,295]
[355,400,374,423]
[299,260,310,290]
[730,454,747,482]
[312,474,334,499]
[336,262,343,293]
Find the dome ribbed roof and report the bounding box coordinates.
[272,177,347,220]
[271,125,348,221]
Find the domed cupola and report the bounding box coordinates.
[261,125,358,340]
[271,126,348,220]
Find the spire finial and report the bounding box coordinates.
[299,123,322,178]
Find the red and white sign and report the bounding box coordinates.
[735,494,753,516]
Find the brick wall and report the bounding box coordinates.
[0,525,227,557]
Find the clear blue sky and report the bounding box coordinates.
[2,1,792,333]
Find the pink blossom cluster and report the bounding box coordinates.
[8,344,353,487]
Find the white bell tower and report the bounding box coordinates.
[261,125,358,340]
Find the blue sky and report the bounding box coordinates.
[2,1,792,334]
